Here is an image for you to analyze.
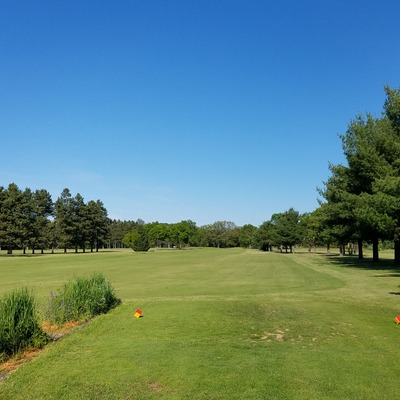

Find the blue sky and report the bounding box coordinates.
[1,1,399,226]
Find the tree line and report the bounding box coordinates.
[0,185,109,254]
[116,214,307,253]
[0,187,308,255]
[1,86,399,259]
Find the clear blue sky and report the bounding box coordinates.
[1,1,399,226]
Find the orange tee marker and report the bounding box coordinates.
[134,309,143,318]
[394,315,400,324]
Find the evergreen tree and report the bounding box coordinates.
[54,188,75,253]
[29,189,54,254]
[123,224,150,252]
[86,200,110,252]
[270,208,301,253]
[0,184,29,254]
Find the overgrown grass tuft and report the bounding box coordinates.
[0,288,47,361]
[45,273,120,324]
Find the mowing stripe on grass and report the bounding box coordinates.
[1,248,400,399]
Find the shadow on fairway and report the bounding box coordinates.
[0,253,48,258]
[328,255,400,273]
[0,250,119,257]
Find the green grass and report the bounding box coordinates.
[1,248,400,399]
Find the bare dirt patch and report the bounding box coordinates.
[260,330,285,342]
[0,320,86,381]
[147,382,163,392]
[0,349,42,380]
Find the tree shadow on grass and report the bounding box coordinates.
[0,250,120,257]
[327,255,400,274]
[0,253,48,258]
[327,256,400,296]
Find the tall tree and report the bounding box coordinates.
[270,208,301,253]
[0,184,30,254]
[239,224,257,248]
[72,193,87,252]
[85,200,110,252]
[29,189,54,254]
[54,188,75,253]
[256,220,274,251]
[322,86,400,262]
[319,164,363,257]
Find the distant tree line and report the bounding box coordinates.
[120,217,306,253]
[0,187,306,254]
[1,180,394,257]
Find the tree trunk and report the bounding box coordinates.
[326,243,330,254]
[357,238,363,260]
[372,238,379,261]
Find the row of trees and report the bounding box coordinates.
[122,220,257,251]
[0,181,382,256]
[3,86,400,259]
[0,185,109,254]
[0,182,390,256]
[0,183,306,254]
[120,213,306,253]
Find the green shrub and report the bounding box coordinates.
[0,288,47,361]
[123,225,150,251]
[46,273,120,324]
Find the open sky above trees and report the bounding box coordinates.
[1,1,400,226]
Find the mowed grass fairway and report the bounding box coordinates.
[1,248,400,399]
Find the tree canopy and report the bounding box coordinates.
[320,86,400,262]
[0,184,109,254]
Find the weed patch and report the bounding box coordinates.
[0,288,47,362]
[45,273,120,324]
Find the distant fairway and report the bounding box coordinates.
[1,248,400,399]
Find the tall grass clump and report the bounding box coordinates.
[46,273,120,324]
[0,288,47,361]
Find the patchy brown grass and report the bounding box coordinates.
[0,320,84,380]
